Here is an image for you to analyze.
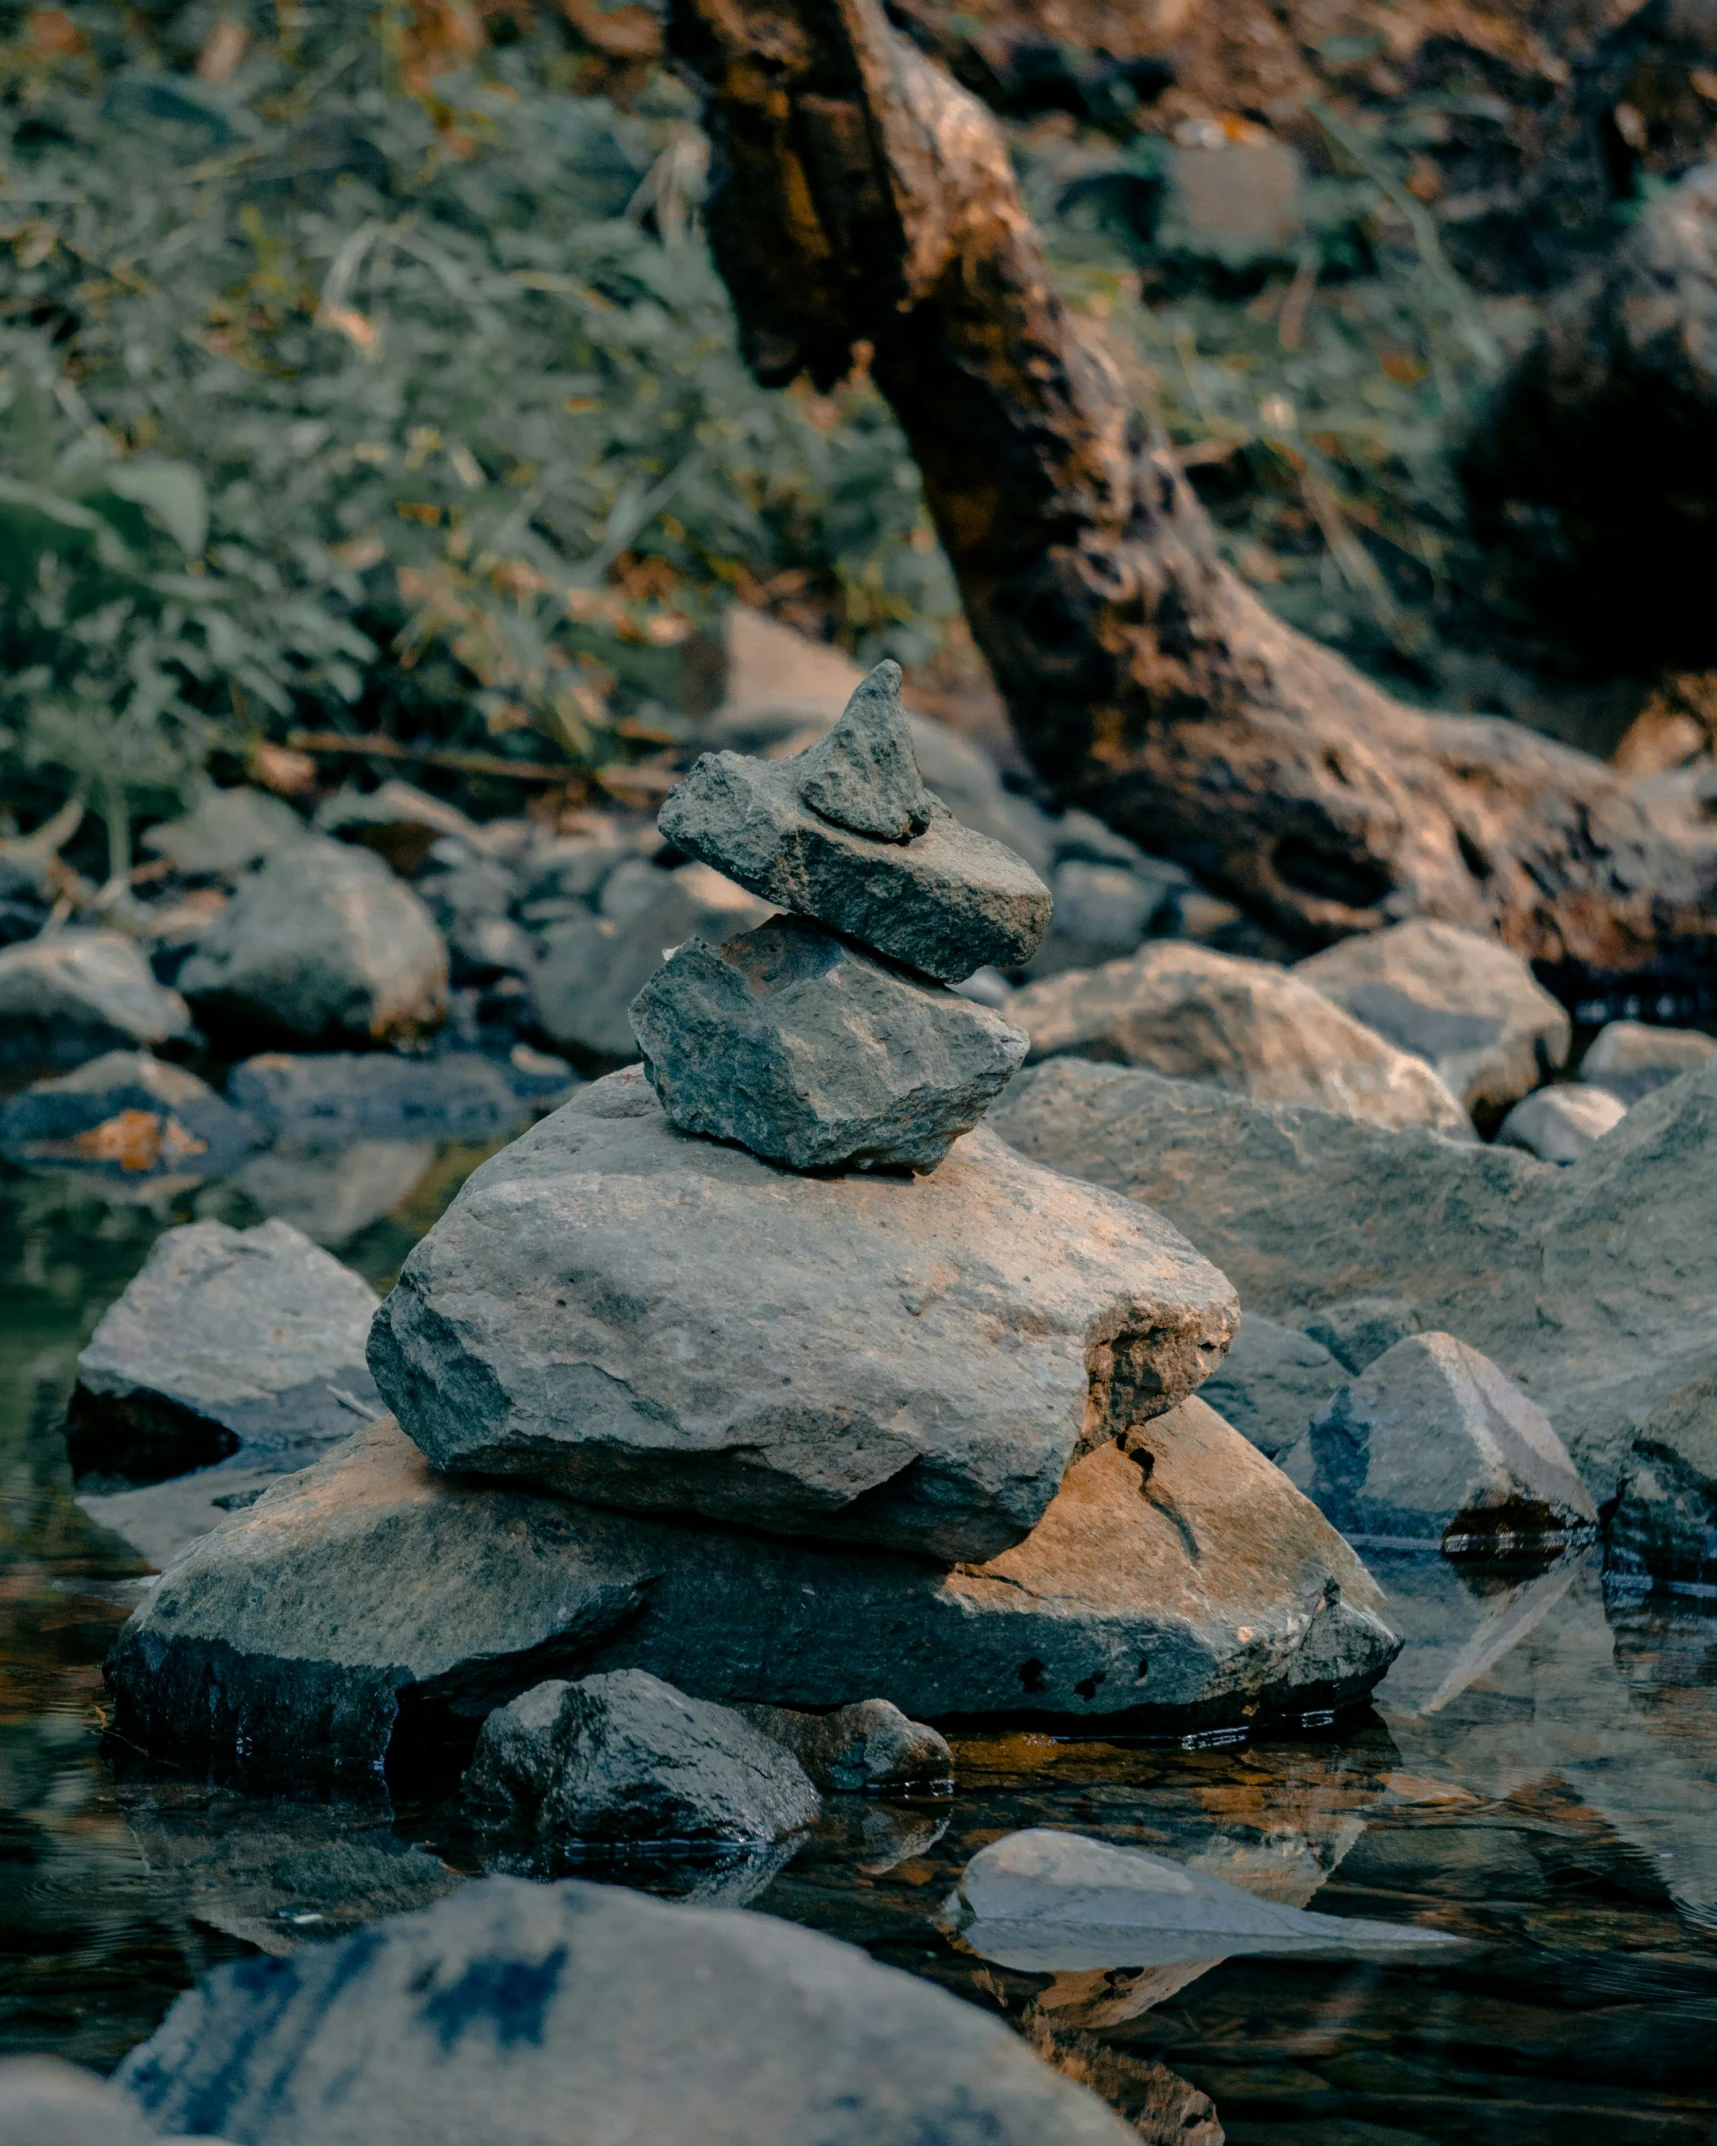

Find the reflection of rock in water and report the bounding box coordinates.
[473,1834,799,1909]
[234,1140,435,1247]
[1024,2019,1224,2146]
[121,1787,463,1955]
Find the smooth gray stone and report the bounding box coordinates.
[1197,1312,1343,1461]
[1578,1018,1717,1106]
[464,1669,821,1846]
[947,1827,1462,1973]
[1291,1295,1422,1373]
[69,1217,381,1482]
[0,930,193,1070]
[0,1050,258,1177]
[104,1405,1399,1789]
[233,1139,436,1249]
[1285,1332,1599,1550]
[368,1067,1238,1561]
[118,1876,1139,2146]
[179,838,449,1047]
[228,1048,574,1139]
[990,1054,1717,1508]
[658,718,1051,983]
[78,1464,286,1573]
[733,1699,953,1792]
[630,916,1028,1173]
[0,2058,201,2146]
[794,658,932,839]
[144,785,308,877]
[1497,1083,1626,1164]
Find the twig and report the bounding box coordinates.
[288,730,590,786]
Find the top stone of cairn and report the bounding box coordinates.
[658,660,1051,984]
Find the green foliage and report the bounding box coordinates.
[0,0,956,834]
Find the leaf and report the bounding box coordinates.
[107,462,210,558]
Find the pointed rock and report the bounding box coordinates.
[795,659,933,840]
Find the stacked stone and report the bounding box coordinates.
[632,659,1050,1173]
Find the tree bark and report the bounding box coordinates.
[667,0,1717,986]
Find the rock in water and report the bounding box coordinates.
[1578,1019,1717,1106]
[629,916,1028,1173]
[68,1218,382,1482]
[178,837,448,1046]
[1287,1332,1598,1551]
[0,1050,258,1177]
[659,668,1051,983]
[0,930,193,1071]
[733,1699,953,1792]
[1197,1312,1344,1462]
[1607,1365,1717,1595]
[117,1877,1139,2146]
[464,1670,821,1846]
[1008,942,1473,1136]
[105,1409,1398,1790]
[1498,1083,1626,1163]
[228,1048,574,1139]
[368,1068,1237,1561]
[1295,919,1570,1122]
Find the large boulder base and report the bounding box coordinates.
[0,929,193,1070]
[69,1217,381,1482]
[368,1067,1238,1563]
[1007,941,1473,1136]
[0,1049,258,1177]
[118,1876,1138,2146]
[630,915,1028,1173]
[178,836,449,1046]
[105,1406,1398,1791]
[991,1054,1717,1504]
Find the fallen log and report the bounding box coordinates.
[666,0,1717,986]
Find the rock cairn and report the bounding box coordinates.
[634,658,1049,1173]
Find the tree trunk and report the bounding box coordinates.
[666,0,1717,987]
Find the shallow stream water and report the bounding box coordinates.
[3,1140,1716,2144]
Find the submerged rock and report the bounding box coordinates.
[178,837,449,1046]
[68,1217,381,1482]
[630,915,1028,1173]
[0,930,194,1070]
[1578,1018,1717,1106]
[1197,1312,1343,1462]
[228,1047,574,1139]
[105,1407,1398,1790]
[368,1068,1237,1562]
[464,1670,821,1847]
[1295,918,1569,1121]
[1285,1333,1598,1551]
[0,1050,258,1177]
[1497,1082,1626,1163]
[1008,942,1473,1135]
[734,1699,953,1792]
[118,1876,1138,2146]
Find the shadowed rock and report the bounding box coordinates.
[630,915,1027,1173]
[0,930,193,1071]
[1197,1312,1343,1462]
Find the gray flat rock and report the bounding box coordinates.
[1285,1332,1598,1551]
[733,1699,953,1792]
[0,930,193,1070]
[369,1067,1238,1560]
[1578,1018,1717,1106]
[1197,1312,1344,1461]
[464,1669,821,1846]
[228,1048,574,1139]
[69,1217,381,1482]
[118,1875,1138,2146]
[1497,1082,1626,1163]
[179,837,448,1047]
[105,1405,1399,1790]
[1296,919,1570,1121]
[630,915,1028,1173]
[0,1050,258,1177]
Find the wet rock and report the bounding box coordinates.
[948,1827,1461,1972]
[118,1875,1139,2146]
[1008,942,1474,1136]
[1578,1018,1717,1106]
[734,1698,953,1792]
[0,1051,258,1177]
[629,915,1028,1173]
[232,1139,436,1249]
[0,2058,174,2146]
[661,664,1051,983]
[1498,1083,1627,1163]
[530,859,768,1062]
[1286,1333,1598,1552]
[1607,1365,1717,1595]
[143,785,308,877]
[78,1463,285,1572]
[106,1406,1398,1789]
[1292,1296,1422,1373]
[178,838,449,1046]
[317,779,478,877]
[1296,919,1570,1124]
[68,1217,381,1482]
[0,930,194,1070]
[368,1067,1238,1561]
[464,1669,821,1846]
[1197,1312,1343,1462]
[228,1048,574,1139]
